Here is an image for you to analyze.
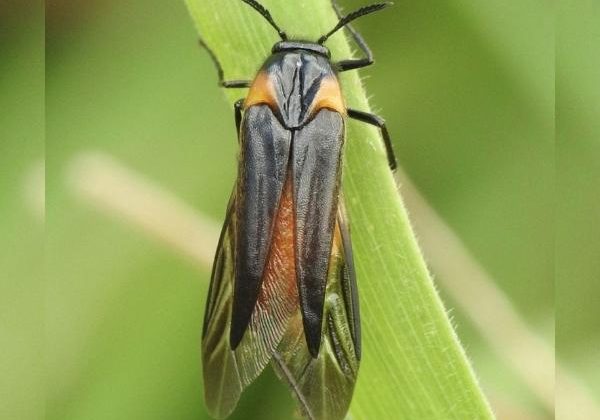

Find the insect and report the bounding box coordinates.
[200,1,396,419]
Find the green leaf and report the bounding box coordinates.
[184,1,495,419]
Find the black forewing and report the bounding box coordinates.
[231,104,292,348]
[292,109,345,357]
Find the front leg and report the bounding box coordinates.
[347,108,397,171]
[199,38,252,88]
[331,0,375,72]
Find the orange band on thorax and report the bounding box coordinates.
[244,71,346,117]
[310,76,346,116]
[244,71,278,109]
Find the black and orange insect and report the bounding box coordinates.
[200,1,396,419]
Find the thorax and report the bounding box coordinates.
[245,51,345,129]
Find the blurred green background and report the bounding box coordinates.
[1,0,598,419]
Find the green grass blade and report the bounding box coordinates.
[184,1,495,418]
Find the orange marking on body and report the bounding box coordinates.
[244,71,277,109]
[256,175,298,311]
[310,76,346,116]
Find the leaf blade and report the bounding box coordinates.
[184,1,495,418]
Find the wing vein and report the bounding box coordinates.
[272,350,316,420]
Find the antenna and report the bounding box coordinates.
[317,2,391,45]
[241,0,288,40]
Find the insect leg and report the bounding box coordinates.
[347,108,397,170]
[234,98,244,141]
[331,0,375,72]
[199,37,251,88]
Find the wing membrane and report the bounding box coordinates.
[234,175,300,384]
[272,203,360,420]
[202,199,243,419]
[203,177,301,418]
